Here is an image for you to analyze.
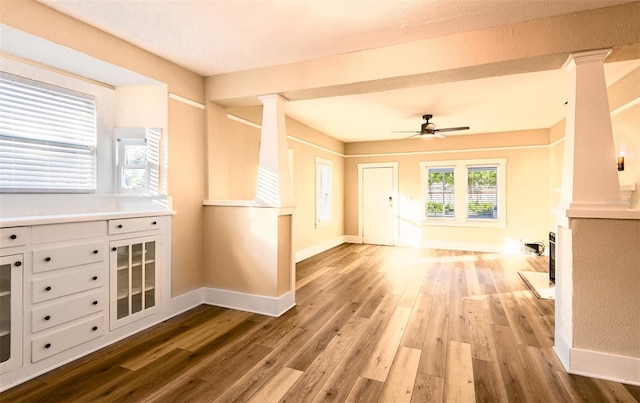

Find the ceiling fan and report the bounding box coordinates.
[393,114,470,139]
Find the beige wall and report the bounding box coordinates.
[549,120,566,214]
[1,0,207,297]
[168,99,205,295]
[571,218,640,358]
[345,130,551,252]
[205,104,345,255]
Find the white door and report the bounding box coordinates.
[361,166,396,245]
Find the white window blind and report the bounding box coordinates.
[426,167,455,218]
[315,157,332,226]
[0,72,97,193]
[467,165,498,219]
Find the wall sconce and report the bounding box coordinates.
[617,156,624,171]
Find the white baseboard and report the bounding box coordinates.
[566,348,640,386]
[344,235,362,244]
[421,240,506,253]
[295,236,349,262]
[553,335,571,371]
[202,287,295,317]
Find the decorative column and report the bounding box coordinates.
[256,94,295,207]
[553,49,640,384]
[558,49,623,213]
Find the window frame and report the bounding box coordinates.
[420,158,507,228]
[115,128,162,195]
[315,156,333,228]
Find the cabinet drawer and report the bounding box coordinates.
[32,290,104,333]
[31,314,105,362]
[32,221,106,244]
[33,242,106,273]
[0,227,30,249]
[32,264,105,303]
[108,217,163,235]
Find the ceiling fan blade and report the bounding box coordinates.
[404,133,421,139]
[433,132,446,139]
[434,126,470,133]
[392,130,420,133]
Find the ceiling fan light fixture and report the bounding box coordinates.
[421,122,436,132]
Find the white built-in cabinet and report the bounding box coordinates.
[108,216,163,330]
[0,254,23,375]
[0,213,170,391]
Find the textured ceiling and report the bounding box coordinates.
[39,0,636,76]
[37,0,640,142]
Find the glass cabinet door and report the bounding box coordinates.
[111,238,158,329]
[0,254,23,374]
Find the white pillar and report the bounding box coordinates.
[553,49,640,378]
[255,94,295,207]
[558,49,623,213]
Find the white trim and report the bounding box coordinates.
[357,162,399,246]
[203,288,295,317]
[346,143,550,158]
[227,113,345,157]
[227,113,262,129]
[420,240,509,254]
[315,156,333,228]
[344,235,362,244]
[295,236,346,262]
[553,334,571,371]
[168,92,205,109]
[549,137,565,147]
[564,348,640,386]
[288,135,344,157]
[611,96,640,117]
[203,199,297,208]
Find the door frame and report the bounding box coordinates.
[357,162,399,245]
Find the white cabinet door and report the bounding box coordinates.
[109,236,160,330]
[0,254,23,375]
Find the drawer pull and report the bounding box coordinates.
[44,315,51,321]
[45,286,52,291]
[92,276,98,281]
[9,234,17,240]
[45,257,51,262]
[93,300,98,305]
[45,343,51,349]
[92,326,98,331]
[112,247,117,252]
[152,221,157,225]
[117,224,123,229]
[14,261,21,267]
[93,249,99,254]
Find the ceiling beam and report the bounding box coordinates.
[205,2,640,107]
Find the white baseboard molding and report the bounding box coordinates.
[566,348,640,386]
[553,334,571,371]
[344,235,362,244]
[295,236,348,262]
[203,287,295,317]
[421,240,506,254]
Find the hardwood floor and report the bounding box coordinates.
[2,244,639,402]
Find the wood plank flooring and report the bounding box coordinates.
[2,244,639,402]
